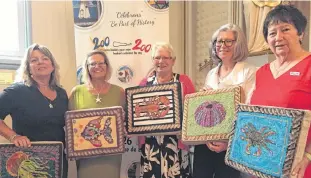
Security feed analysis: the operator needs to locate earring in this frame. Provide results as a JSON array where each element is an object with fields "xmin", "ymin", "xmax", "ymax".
[{"xmin": 299, "ymin": 34, "xmax": 304, "ymax": 43}]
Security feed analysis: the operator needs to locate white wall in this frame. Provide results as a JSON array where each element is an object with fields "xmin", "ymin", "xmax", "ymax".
[
  {"xmin": 186, "ymin": 1, "xmax": 229, "ymax": 89},
  {"xmin": 31, "ymin": 2, "xmax": 78, "ymax": 177},
  {"xmin": 247, "ymin": 54, "xmax": 274, "ymax": 68},
  {"xmin": 31, "ymin": 1, "xmax": 77, "ymax": 93},
  {"xmin": 169, "ymin": 1, "xmax": 185, "ymax": 74}
]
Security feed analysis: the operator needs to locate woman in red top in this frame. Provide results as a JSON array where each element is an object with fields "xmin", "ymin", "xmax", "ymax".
[{"xmin": 250, "ymin": 5, "xmax": 311, "ymax": 178}]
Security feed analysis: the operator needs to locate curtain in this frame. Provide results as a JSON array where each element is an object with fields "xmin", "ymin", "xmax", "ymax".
[
  {"xmin": 228, "ymin": 1, "xmax": 245, "ymax": 33},
  {"xmin": 229, "ymin": 0, "xmax": 291, "ymax": 56},
  {"xmin": 243, "ymin": 1, "xmax": 274, "ymax": 54}
]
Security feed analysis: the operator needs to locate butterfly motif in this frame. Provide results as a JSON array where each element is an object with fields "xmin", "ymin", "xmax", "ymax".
[{"xmin": 80, "ymin": 116, "xmax": 114, "ymax": 147}]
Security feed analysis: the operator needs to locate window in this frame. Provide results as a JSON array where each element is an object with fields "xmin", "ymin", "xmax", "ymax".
[{"xmin": 0, "ymin": 0, "xmax": 31, "ymax": 69}]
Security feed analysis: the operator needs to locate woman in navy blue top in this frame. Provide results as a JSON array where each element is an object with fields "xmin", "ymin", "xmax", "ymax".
[{"xmin": 0, "ymin": 43, "xmax": 68, "ymax": 178}]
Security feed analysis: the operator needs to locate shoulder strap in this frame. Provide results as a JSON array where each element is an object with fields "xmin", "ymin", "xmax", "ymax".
[
  {"xmin": 174, "ymin": 73, "xmax": 180, "ymax": 82},
  {"xmin": 146, "ymin": 71, "xmax": 156, "ymax": 86},
  {"xmin": 146, "ymin": 79, "xmax": 155, "ymax": 86}
]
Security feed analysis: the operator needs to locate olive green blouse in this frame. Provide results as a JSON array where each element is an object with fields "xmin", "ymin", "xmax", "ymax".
[{"xmin": 69, "ymin": 84, "xmax": 125, "ymax": 110}]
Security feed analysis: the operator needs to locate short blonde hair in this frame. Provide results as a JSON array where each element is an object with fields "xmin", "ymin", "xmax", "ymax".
[
  {"xmin": 209, "ymin": 23, "xmax": 249, "ymax": 65},
  {"xmin": 82, "ymin": 50, "xmax": 112, "ymax": 85},
  {"xmin": 15, "ymin": 43, "xmax": 61, "ymax": 89},
  {"xmin": 146, "ymin": 42, "xmax": 176, "ymax": 78},
  {"xmin": 151, "ymin": 42, "xmax": 176, "ymax": 60}
]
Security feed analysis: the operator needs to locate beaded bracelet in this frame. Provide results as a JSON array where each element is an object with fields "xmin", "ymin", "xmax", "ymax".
[
  {"xmin": 305, "ymin": 152, "xmax": 311, "ymax": 161},
  {"xmin": 9, "ymin": 134, "xmax": 19, "ymax": 142}
]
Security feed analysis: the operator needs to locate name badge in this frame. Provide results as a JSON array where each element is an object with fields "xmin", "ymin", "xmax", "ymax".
[{"xmin": 290, "ymin": 72, "xmax": 300, "ymax": 76}]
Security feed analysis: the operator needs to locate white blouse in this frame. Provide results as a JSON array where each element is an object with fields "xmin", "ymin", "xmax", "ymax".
[{"xmin": 204, "ymin": 61, "xmax": 257, "ymax": 103}]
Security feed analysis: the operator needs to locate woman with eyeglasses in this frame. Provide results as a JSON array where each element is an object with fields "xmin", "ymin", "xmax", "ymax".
[
  {"xmin": 138, "ymin": 42, "xmax": 195, "ymax": 178},
  {"xmin": 69, "ymin": 50, "xmax": 125, "ymax": 178},
  {"xmin": 193, "ymin": 23, "xmax": 257, "ymax": 178}
]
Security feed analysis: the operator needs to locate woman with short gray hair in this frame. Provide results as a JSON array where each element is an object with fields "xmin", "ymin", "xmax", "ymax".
[
  {"xmin": 193, "ymin": 24, "xmax": 257, "ymax": 178},
  {"xmin": 138, "ymin": 42, "xmax": 195, "ymax": 178}
]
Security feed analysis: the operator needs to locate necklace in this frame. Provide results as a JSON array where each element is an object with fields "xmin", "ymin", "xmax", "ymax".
[
  {"xmin": 92, "ymin": 85, "xmax": 105, "ymax": 103},
  {"xmin": 273, "ymin": 60, "xmax": 293, "ymax": 77},
  {"xmin": 48, "ymin": 102, "xmax": 53, "ymax": 109},
  {"xmin": 95, "ymin": 93, "xmax": 102, "ymax": 103},
  {"xmin": 38, "ymin": 86, "xmax": 55, "ymax": 109},
  {"xmin": 218, "ymin": 65, "xmax": 233, "ymax": 84},
  {"xmin": 44, "ymin": 97, "xmax": 54, "ymax": 109}
]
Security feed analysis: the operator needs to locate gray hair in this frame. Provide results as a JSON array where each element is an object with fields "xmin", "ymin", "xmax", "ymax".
[
  {"xmin": 82, "ymin": 50, "xmax": 112, "ymax": 85},
  {"xmin": 209, "ymin": 23, "xmax": 249, "ymax": 65},
  {"xmin": 15, "ymin": 43, "xmax": 61, "ymax": 89},
  {"xmin": 151, "ymin": 42, "xmax": 176, "ymax": 60}
]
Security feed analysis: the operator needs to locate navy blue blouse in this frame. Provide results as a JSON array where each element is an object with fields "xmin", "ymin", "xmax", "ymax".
[{"xmin": 0, "ymin": 83, "xmax": 68, "ymax": 144}]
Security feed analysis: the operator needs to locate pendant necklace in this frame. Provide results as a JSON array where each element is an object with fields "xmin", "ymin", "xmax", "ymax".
[
  {"xmin": 48, "ymin": 103, "xmax": 54, "ymax": 109},
  {"xmin": 39, "ymin": 86, "xmax": 54, "ymax": 109},
  {"xmin": 93, "ymin": 85, "xmax": 105, "ymax": 103},
  {"xmin": 95, "ymin": 93, "xmax": 101, "ymax": 103},
  {"xmin": 44, "ymin": 97, "xmax": 54, "ymax": 109}
]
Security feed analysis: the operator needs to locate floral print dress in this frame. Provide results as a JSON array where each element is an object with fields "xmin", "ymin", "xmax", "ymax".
[{"xmin": 140, "ymin": 72, "xmax": 192, "ymax": 178}]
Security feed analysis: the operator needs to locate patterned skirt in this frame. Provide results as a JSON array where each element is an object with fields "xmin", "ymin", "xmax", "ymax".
[{"xmin": 140, "ymin": 135, "xmax": 191, "ymax": 178}]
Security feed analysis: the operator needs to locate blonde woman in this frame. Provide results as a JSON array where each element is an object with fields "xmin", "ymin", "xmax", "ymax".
[
  {"xmin": 0, "ymin": 43, "xmax": 69, "ymax": 178},
  {"xmin": 138, "ymin": 42, "xmax": 195, "ymax": 178},
  {"xmin": 69, "ymin": 50, "xmax": 125, "ymax": 178}
]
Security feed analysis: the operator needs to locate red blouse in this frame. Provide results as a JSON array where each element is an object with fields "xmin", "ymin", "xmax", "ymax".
[{"xmin": 250, "ymin": 55, "xmax": 311, "ymax": 177}]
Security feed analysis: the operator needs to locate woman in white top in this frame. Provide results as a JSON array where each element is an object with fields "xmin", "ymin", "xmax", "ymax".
[{"xmin": 193, "ymin": 23, "xmax": 257, "ymax": 178}]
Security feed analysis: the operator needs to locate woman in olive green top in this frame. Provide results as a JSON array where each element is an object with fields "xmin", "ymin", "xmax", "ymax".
[{"xmin": 69, "ymin": 50, "xmax": 125, "ymax": 178}]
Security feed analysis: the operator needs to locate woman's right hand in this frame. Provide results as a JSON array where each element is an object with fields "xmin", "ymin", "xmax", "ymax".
[{"xmin": 11, "ymin": 135, "xmax": 31, "ymax": 147}]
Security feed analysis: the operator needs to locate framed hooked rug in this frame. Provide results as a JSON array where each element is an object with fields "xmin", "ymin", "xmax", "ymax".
[
  {"xmin": 182, "ymin": 87, "xmax": 241, "ymax": 144},
  {"xmin": 125, "ymin": 82, "xmax": 183, "ymax": 136},
  {"xmin": 65, "ymin": 106, "xmax": 125, "ymax": 160},
  {"xmin": 0, "ymin": 141, "xmax": 63, "ymax": 178},
  {"xmin": 225, "ymin": 104, "xmax": 311, "ymax": 178}
]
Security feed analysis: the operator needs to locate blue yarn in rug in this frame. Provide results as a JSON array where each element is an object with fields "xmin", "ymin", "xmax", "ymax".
[{"xmin": 229, "ymin": 111, "xmax": 292, "ymax": 177}]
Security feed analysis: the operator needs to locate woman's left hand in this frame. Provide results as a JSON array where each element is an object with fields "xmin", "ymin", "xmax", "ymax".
[
  {"xmin": 292, "ymin": 156, "xmax": 310, "ymax": 178},
  {"xmin": 206, "ymin": 141, "xmax": 228, "ymax": 153}
]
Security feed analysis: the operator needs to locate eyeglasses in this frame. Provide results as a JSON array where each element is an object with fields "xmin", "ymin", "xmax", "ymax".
[
  {"xmin": 153, "ymin": 56, "xmax": 173, "ymax": 61},
  {"xmin": 88, "ymin": 62, "xmax": 107, "ymax": 67},
  {"xmin": 215, "ymin": 39, "xmax": 236, "ymax": 47}
]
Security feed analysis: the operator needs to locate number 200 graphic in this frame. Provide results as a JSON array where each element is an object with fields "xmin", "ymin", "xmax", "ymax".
[
  {"xmin": 91, "ymin": 37, "xmax": 151, "ymax": 53},
  {"xmin": 132, "ymin": 39, "xmax": 151, "ymax": 53}
]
